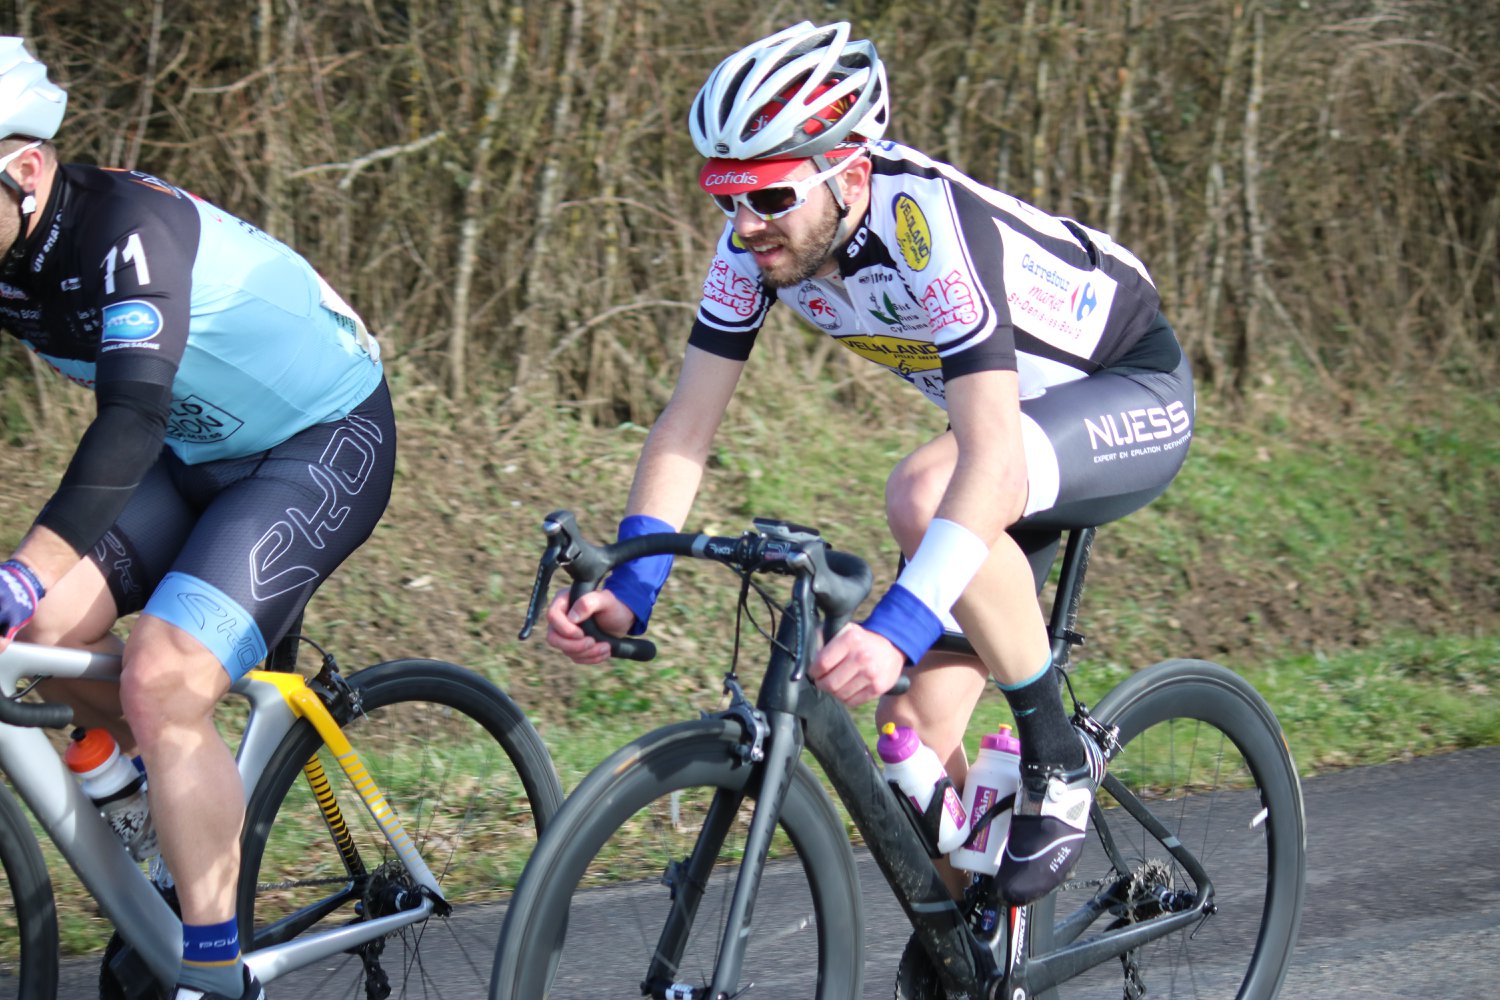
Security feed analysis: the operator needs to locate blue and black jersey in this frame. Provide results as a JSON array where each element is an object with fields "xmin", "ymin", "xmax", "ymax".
[{"xmin": 0, "ymin": 163, "xmax": 382, "ymax": 554}]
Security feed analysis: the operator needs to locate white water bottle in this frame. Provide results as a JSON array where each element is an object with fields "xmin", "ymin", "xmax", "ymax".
[
  {"xmin": 877, "ymin": 722, "xmax": 968, "ymax": 854},
  {"xmin": 65, "ymin": 728, "xmax": 159, "ymax": 862},
  {"xmin": 951, "ymin": 724, "xmax": 1022, "ymax": 874}
]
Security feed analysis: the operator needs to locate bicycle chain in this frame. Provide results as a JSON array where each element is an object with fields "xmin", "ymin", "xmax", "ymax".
[{"xmin": 255, "ymin": 876, "xmax": 351, "ymax": 890}]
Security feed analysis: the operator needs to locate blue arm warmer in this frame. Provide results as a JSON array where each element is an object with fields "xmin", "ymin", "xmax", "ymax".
[
  {"xmin": 861, "ymin": 584, "xmax": 945, "ymax": 667},
  {"xmin": 602, "ymin": 514, "xmax": 675, "ymax": 635}
]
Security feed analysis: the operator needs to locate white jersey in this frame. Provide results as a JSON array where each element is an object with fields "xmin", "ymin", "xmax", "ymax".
[{"xmin": 690, "ymin": 141, "xmax": 1166, "ymax": 408}]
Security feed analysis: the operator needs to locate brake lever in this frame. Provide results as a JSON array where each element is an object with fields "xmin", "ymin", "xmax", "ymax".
[
  {"xmin": 517, "ymin": 537, "xmax": 562, "ymax": 641},
  {"xmin": 786, "ymin": 552, "xmax": 818, "ymax": 679}
]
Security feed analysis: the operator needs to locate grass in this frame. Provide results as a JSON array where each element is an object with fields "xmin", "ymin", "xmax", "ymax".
[
  {"xmin": 10, "ymin": 677, "xmax": 549, "ymax": 965},
  {"xmin": 543, "ymin": 631, "xmax": 1500, "ymax": 795},
  {"xmin": 0, "ymin": 364, "xmax": 1494, "ymax": 964},
  {"xmin": 533, "ymin": 370, "xmax": 1498, "ymax": 765}
]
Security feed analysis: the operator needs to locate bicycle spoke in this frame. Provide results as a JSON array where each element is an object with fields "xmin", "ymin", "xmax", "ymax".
[{"xmin": 239, "ymin": 660, "xmax": 560, "ymax": 998}]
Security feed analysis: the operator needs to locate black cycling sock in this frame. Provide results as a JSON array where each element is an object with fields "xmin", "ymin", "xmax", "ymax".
[{"xmin": 1000, "ymin": 662, "xmax": 1084, "ymax": 770}]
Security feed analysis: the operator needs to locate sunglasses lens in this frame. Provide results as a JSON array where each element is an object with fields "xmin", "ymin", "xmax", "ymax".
[
  {"xmin": 711, "ymin": 194, "xmax": 738, "ymax": 215},
  {"xmin": 747, "ymin": 186, "xmax": 800, "ymax": 218}
]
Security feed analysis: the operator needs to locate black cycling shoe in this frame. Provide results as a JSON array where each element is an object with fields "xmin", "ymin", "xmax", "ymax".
[
  {"xmin": 173, "ymin": 967, "xmax": 266, "ymax": 1000},
  {"xmin": 996, "ymin": 729, "xmax": 1107, "ymax": 905}
]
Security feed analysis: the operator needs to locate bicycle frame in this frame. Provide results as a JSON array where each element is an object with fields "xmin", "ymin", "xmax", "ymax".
[
  {"xmin": 645, "ymin": 526, "xmax": 1218, "ymax": 998},
  {"xmin": 0, "ymin": 641, "xmax": 445, "ymax": 990}
]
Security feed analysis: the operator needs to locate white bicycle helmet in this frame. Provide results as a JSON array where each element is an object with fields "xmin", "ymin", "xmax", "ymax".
[
  {"xmin": 0, "ymin": 37, "xmax": 67, "ymax": 141},
  {"xmin": 689, "ymin": 21, "xmax": 888, "ymax": 161}
]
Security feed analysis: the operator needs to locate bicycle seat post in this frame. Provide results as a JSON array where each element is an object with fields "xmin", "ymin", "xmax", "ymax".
[{"xmin": 1047, "ymin": 526, "xmax": 1097, "ymax": 672}]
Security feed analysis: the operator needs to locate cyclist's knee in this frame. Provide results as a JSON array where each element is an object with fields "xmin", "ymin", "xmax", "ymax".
[
  {"xmin": 120, "ymin": 618, "xmax": 231, "ymax": 741},
  {"xmin": 885, "ymin": 454, "xmax": 948, "ymax": 552}
]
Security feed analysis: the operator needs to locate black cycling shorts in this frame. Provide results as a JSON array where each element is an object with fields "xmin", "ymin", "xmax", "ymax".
[
  {"xmin": 1016, "ymin": 350, "xmax": 1195, "ymax": 532},
  {"xmin": 1003, "ymin": 348, "xmax": 1194, "ymax": 593},
  {"xmin": 88, "ymin": 379, "xmax": 397, "ymax": 678}
]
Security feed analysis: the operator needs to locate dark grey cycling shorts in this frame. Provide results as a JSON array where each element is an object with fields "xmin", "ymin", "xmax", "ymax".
[
  {"xmin": 1016, "ymin": 349, "xmax": 1195, "ymax": 533},
  {"xmin": 88, "ymin": 379, "xmax": 396, "ymax": 678},
  {"xmin": 990, "ymin": 348, "xmax": 1195, "ymax": 593}
]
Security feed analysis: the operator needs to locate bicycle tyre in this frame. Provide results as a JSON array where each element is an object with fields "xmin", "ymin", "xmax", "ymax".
[
  {"xmin": 237, "ymin": 658, "xmax": 563, "ymax": 998},
  {"xmin": 490, "ymin": 717, "xmax": 864, "ymax": 999},
  {"xmin": 1032, "ymin": 658, "xmax": 1306, "ymax": 1000},
  {"xmin": 0, "ymin": 780, "xmax": 57, "ymax": 1000}
]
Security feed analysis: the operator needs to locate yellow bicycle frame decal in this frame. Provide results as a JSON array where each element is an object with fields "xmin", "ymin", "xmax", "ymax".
[{"xmin": 244, "ymin": 671, "xmax": 443, "ymax": 898}]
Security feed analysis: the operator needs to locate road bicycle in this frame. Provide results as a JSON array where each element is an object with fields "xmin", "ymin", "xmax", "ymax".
[
  {"xmin": 490, "ymin": 510, "xmax": 1306, "ymax": 999},
  {"xmin": 0, "ymin": 622, "xmax": 564, "ymax": 999}
]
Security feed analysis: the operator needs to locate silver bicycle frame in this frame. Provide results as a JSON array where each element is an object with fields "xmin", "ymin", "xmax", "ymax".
[{"xmin": 0, "ymin": 642, "xmax": 438, "ymax": 988}]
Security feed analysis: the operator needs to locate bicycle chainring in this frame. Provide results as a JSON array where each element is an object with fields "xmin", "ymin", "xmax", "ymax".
[{"xmin": 893, "ymin": 932, "xmax": 983, "ymax": 1000}]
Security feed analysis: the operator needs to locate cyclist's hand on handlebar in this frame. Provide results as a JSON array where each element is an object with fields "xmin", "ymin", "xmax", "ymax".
[
  {"xmin": 544, "ymin": 589, "xmax": 637, "ymax": 665},
  {"xmin": 810, "ymin": 622, "xmax": 906, "ymax": 708},
  {"xmin": 0, "ymin": 560, "xmax": 43, "ymax": 648}
]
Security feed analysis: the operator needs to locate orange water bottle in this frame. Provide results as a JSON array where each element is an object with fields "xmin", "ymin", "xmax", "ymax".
[{"xmin": 64, "ymin": 728, "xmax": 159, "ymax": 862}]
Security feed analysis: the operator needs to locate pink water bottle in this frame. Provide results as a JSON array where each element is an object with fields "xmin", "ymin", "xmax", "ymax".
[
  {"xmin": 877, "ymin": 722, "xmax": 968, "ymax": 854},
  {"xmin": 950, "ymin": 724, "xmax": 1022, "ymax": 874}
]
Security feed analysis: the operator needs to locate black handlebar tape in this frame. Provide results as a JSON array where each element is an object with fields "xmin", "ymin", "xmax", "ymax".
[
  {"xmin": 567, "ymin": 577, "xmax": 658, "ymax": 661},
  {"xmin": 0, "ymin": 694, "xmax": 74, "ymax": 729}
]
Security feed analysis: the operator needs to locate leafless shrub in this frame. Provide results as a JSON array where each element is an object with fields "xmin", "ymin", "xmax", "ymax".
[{"xmin": 7, "ymin": 0, "xmax": 1495, "ymax": 422}]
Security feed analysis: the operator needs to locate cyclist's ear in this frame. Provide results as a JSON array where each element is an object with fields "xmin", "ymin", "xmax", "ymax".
[{"xmin": 836, "ymin": 153, "xmax": 873, "ymax": 207}]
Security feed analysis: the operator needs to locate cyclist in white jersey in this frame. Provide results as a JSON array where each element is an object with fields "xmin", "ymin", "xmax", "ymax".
[
  {"xmin": 0, "ymin": 39, "xmax": 395, "ymax": 1000},
  {"xmin": 547, "ymin": 22, "xmax": 1194, "ymax": 908}
]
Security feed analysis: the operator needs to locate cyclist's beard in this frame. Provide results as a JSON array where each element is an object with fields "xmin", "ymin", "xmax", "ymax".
[
  {"xmin": 0, "ymin": 209, "xmax": 24, "ymax": 282},
  {"xmin": 758, "ymin": 199, "xmax": 841, "ymax": 289},
  {"xmin": 0, "ymin": 194, "xmax": 20, "ymax": 262}
]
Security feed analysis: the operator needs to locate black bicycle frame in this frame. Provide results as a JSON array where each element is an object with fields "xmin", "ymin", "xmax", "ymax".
[
  {"xmin": 678, "ymin": 526, "xmax": 1216, "ymax": 1000},
  {"xmin": 526, "ymin": 513, "xmax": 1218, "ymax": 999}
]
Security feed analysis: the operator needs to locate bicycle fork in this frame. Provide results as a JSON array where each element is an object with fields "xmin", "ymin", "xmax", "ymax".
[
  {"xmin": 245, "ymin": 671, "xmax": 445, "ymax": 905},
  {"xmin": 712, "ymin": 709, "xmax": 801, "ymax": 998},
  {"xmin": 644, "ymin": 701, "xmax": 799, "ymax": 1000}
]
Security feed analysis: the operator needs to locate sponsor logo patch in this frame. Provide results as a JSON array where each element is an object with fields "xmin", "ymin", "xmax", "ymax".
[
  {"xmin": 797, "ymin": 283, "xmax": 842, "ymax": 331},
  {"xmin": 893, "ymin": 194, "xmax": 932, "ymax": 270},
  {"xmin": 834, "ymin": 333, "xmax": 941, "ymax": 373},
  {"xmin": 1072, "ymin": 281, "xmax": 1098, "ymax": 321},
  {"xmin": 922, "ymin": 271, "xmax": 979, "ymax": 330},
  {"xmin": 168, "ymin": 395, "xmax": 244, "ymax": 445},
  {"xmin": 702, "ymin": 169, "xmax": 762, "ymax": 189},
  {"xmin": 101, "ymin": 300, "xmax": 164, "ymax": 346},
  {"xmin": 702, "ymin": 257, "xmax": 760, "ymax": 318}
]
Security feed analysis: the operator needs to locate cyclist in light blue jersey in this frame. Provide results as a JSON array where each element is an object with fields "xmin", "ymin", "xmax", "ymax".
[
  {"xmin": 0, "ymin": 38, "xmax": 395, "ymax": 1000},
  {"xmin": 546, "ymin": 22, "xmax": 1194, "ymax": 911}
]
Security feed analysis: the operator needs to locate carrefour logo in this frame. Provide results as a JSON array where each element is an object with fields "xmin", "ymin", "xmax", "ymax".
[
  {"xmin": 101, "ymin": 300, "xmax": 164, "ymax": 345},
  {"xmin": 1072, "ymin": 281, "xmax": 1098, "ymax": 321},
  {"xmin": 892, "ymin": 194, "xmax": 932, "ymax": 271}
]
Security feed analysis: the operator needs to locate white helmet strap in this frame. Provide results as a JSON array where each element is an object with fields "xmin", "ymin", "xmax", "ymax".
[
  {"xmin": 0, "ymin": 140, "xmax": 41, "ymax": 225},
  {"xmin": 810, "ymin": 153, "xmax": 850, "ymax": 218}
]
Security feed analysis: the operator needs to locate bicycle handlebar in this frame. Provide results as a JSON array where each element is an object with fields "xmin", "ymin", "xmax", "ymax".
[
  {"xmin": 520, "ymin": 509, "xmax": 877, "ymax": 668},
  {"xmin": 0, "ymin": 687, "xmax": 74, "ymax": 729}
]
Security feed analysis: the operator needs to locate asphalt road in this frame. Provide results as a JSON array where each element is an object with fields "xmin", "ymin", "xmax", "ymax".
[{"xmin": 57, "ymin": 745, "xmax": 1500, "ymax": 998}]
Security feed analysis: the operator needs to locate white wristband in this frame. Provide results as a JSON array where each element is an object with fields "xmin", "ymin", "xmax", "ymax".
[{"xmin": 893, "ymin": 518, "xmax": 990, "ymax": 621}]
